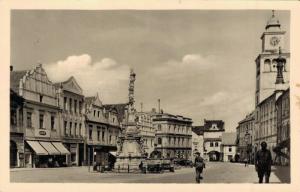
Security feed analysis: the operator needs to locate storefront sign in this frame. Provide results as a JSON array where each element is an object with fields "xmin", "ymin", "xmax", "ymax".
[{"xmin": 34, "ymin": 129, "xmax": 50, "ymax": 138}]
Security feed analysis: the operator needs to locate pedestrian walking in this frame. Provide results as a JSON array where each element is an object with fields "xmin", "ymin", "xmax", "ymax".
[
  {"xmin": 255, "ymin": 141, "xmax": 272, "ymax": 183},
  {"xmin": 194, "ymin": 152, "xmax": 205, "ymax": 183}
]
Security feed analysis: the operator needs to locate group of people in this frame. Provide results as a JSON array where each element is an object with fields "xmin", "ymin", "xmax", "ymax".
[{"xmin": 193, "ymin": 141, "xmax": 273, "ymax": 184}]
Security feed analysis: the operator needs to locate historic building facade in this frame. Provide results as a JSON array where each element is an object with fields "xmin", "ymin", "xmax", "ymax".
[
  {"xmin": 236, "ymin": 112, "xmax": 255, "ymax": 163},
  {"xmin": 10, "ymin": 88, "xmax": 25, "ymax": 168},
  {"xmin": 191, "ymin": 126, "xmax": 204, "ymax": 162},
  {"xmin": 152, "ymin": 113, "xmax": 193, "ymax": 160},
  {"xmin": 255, "ymin": 11, "xmax": 290, "ymax": 107},
  {"xmin": 202, "ymin": 120, "xmax": 225, "ymax": 161},
  {"xmin": 85, "ymin": 94, "xmax": 122, "ymax": 168},
  {"xmin": 274, "ymin": 88, "xmax": 290, "ymax": 165},
  {"xmin": 135, "ymin": 111, "xmax": 156, "ymax": 157},
  {"xmin": 11, "ymin": 64, "xmax": 70, "ymax": 168},
  {"xmin": 221, "ymin": 132, "xmax": 236, "ymax": 162},
  {"xmin": 56, "ymin": 76, "xmax": 86, "ymax": 166}
]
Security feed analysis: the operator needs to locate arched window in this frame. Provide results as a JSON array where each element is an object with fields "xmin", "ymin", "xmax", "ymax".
[
  {"xmin": 264, "ymin": 59, "xmax": 271, "ymax": 72},
  {"xmin": 271, "ymin": 59, "xmax": 277, "ymax": 72}
]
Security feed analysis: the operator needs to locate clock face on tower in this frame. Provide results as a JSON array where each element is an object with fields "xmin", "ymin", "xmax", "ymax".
[{"xmin": 270, "ymin": 36, "xmax": 280, "ymax": 47}]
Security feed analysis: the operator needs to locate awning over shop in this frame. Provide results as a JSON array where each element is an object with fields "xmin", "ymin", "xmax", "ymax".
[
  {"xmin": 109, "ymin": 151, "xmax": 117, "ymax": 156},
  {"xmin": 52, "ymin": 142, "xmax": 70, "ymax": 155},
  {"xmin": 39, "ymin": 141, "xmax": 61, "ymax": 155},
  {"xmin": 26, "ymin": 140, "xmax": 48, "ymax": 155}
]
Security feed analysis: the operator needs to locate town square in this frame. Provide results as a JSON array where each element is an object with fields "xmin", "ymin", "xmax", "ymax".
[{"xmin": 9, "ymin": 9, "xmax": 290, "ymax": 184}]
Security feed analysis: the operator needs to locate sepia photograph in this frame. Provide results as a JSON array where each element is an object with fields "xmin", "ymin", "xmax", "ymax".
[{"xmin": 8, "ymin": 8, "xmax": 292, "ymax": 184}]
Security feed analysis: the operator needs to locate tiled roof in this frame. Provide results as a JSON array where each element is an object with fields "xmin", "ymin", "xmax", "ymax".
[
  {"xmin": 10, "ymin": 70, "xmax": 27, "ymax": 93},
  {"xmin": 103, "ymin": 103, "xmax": 128, "ymax": 123},
  {"xmin": 204, "ymin": 119, "xmax": 225, "ymax": 130},
  {"xmin": 222, "ymin": 132, "xmax": 236, "ymax": 145},
  {"xmin": 192, "ymin": 126, "xmax": 205, "ymax": 135}
]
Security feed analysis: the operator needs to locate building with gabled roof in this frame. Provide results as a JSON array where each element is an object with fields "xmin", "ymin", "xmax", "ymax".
[
  {"xmin": 10, "ymin": 64, "xmax": 70, "ymax": 168},
  {"xmin": 221, "ymin": 132, "xmax": 237, "ymax": 162},
  {"xmin": 55, "ymin": 76, "xmax": 86, "ymax": 166},
  {"xmin": 85, "ymin": 93, "xmax": 122, "ymax": 168}
]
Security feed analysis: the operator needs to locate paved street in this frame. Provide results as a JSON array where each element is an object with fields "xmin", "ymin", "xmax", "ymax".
[{"xmin": 10, "ymin": 162, "xmax": 289, "ymax": 183}]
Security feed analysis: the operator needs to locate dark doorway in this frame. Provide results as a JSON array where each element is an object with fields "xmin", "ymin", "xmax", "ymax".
[{"xmin": 10, "ymin": 140, "xmax": 18, "ymax": 167}]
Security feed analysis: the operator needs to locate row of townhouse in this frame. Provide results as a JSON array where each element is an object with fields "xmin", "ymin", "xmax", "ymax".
[
  {"xmin": 236, "ymin": 11, "xmax": 290, "ymax": 166},
  {"xmin": 10, "ymin": 64, "xmax": 123, "ymax": 168}
]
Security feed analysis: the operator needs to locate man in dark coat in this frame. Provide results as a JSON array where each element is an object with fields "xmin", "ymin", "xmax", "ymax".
[
  {"xmin": 194, "ymin": 152, "xmax": 205, "ymax": 183},
  {"xmin": 255, "ymin": 141, "xmax": 272, "ymax": 183}
]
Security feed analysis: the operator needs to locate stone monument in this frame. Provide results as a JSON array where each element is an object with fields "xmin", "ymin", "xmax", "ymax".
[{"xmin": 114, "ymin": 69, "xmax": 146, "ymax": 172}]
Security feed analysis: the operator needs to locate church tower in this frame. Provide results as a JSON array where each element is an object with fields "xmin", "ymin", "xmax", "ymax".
[{"xmin": 255, "ymin": 10, "xmax": 290, "ymax": 106}]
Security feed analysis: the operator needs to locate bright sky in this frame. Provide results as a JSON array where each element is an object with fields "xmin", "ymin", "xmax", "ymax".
[{"xmin": 11, "ymin": 10, "xmax": 290, "ymax": 131}]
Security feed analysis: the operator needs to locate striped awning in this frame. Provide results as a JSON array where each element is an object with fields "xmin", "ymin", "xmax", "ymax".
[
  {"xmin": 52, "ymin": 142, "xmax": 70, "ymax": 155},
  {"xmin": 26, "ymin": 140, "xmax": 48, "ymax": 155},
  {"xmin": 39, "ymin": 141, "xmax": 61, "ymax": 155}
]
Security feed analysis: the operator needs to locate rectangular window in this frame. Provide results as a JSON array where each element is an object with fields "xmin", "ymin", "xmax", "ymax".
[
  {"xmin": 102, "ymin": 130, "xmax": 105, "ymax": 141},
  {"xmin": 109, "ymin": 135, "xmax": 112, "ymax": 144},
  {"xmin": 69, "ymin": 122, "xmax": 72, "ymax": 136},
  {"xmin": 74, "ymin": 123, "xmax": 77, "ymax": 136},
  {"xmin": 26, "ymin": 112, "xmax": 32, "ymax": 128},
  {"xmin": 39, "ymin": 114, "xmax": 44, "ymax": 129},
  {"xmin": 210, "ymin": 142, "xmax": 213, "ymax": 147},
  {"xmin": 64, "ymin": 121, "xmax": 67, "ymax": 135},
  {"xmin": 69, "ymin": 98, "xmax": 72, "ymax": 112},
  {"xmin": 79, "ymin": 123, "xmax": 82, "ymax": 136},
  {"xmin": 64, "ymin": 97, "xmax": 67, "ymax": 110},
  {"xmin": 98, "ymin": 111, "xmax": 100, "ymax": 117},
  {"xmin": 79, "ymin": 101, "xmax": 82, "ymax": 114},
  {"xmin": 215, "ymin": 142, "xmax": 219, "ymax": 147},
  {"xmin": 74, "ymin": 100, "xmax": 77, "ymax": 113},
  {"xmin": 89, "ymin": 127, "xmax": 92, "ymax": 140},
  {"xmin": 229, "ymin": 147, "xmax": 232, "ymax": 152},
  {"xmin": 97, "ymin": 127, "xmax": 100, "ymax": 141},
  {"xmin": 94, "ymin": 110, "xmax": 96, "ymax": 117},
  {"xmin": 51, "ymin": 115, "xmax": 55, "ymax": 130}
]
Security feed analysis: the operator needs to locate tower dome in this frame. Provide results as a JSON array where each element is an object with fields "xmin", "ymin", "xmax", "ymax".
[{"xmin": 265, "ymin": 10, "xmax": 281, "ymax": 31}]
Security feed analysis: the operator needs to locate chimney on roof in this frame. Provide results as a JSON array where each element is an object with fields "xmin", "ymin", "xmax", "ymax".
[
  {"xmin": 10, "ymin": 66, "xmax": 13, "ymax": 72},
  {"xmin": 151, "ymin": 108, "xmax": 156, "ymax": 113},
  {"xmin": 158, "ymin": 99, "xmax": 160, "ymax": 114}
]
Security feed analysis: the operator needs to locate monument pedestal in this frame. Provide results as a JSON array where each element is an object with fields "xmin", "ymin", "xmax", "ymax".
[{"xmin": 114, "ymin": 133, "xmax": 145, "ymax": 173}]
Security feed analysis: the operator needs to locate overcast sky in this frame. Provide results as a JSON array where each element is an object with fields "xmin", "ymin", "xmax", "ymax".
[{"xmin": 11, "ymin": 10, "xmax": 290, "ymax": 131}]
